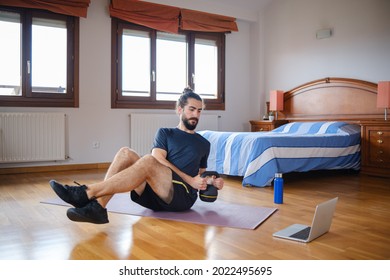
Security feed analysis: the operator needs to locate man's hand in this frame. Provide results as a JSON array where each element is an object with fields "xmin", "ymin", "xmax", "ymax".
[
  {"xmin": 190, "ymin": 174, "xmax": 208, "ymax": 191},
  {"xmin": 199, "ymin": 173, "xmax": 224, "ymax": 191},
  {"xmin": 212, "ymin": 176, "xmax": 224, "ymax": 190}
]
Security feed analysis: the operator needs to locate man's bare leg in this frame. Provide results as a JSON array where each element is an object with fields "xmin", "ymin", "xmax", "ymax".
[
  {"xmin": 96, "ymin": 147, "xmax": 144, "ymax": 207},
  {"xmin": 104, "ymin": 147, "xmax": 141, "ymax": 180},
  {"xmin": 50, "ymin": 147, "xmax": 175, "ymax": 224},
  {"xmin": 50, "ymin": 147, "xmax": 174, "ymax": 208},
  {"xmin": 87, "ymin": 153, "xmax": 173, "ymax": 208}
]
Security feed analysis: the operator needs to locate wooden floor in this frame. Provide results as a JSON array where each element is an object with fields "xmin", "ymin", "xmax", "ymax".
[{"xmin": 0, "ymin": 168, "xmax": 389, "ymax": 260}]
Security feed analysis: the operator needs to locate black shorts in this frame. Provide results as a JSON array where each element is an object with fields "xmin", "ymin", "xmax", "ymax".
[{"xmin": 130, "ymin": 171, "xmax": 198, "ymax": 212}]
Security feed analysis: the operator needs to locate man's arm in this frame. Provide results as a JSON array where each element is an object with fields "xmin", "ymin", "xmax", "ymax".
[{"xmin": 152, "ymin": 147, "xmax": 208, "ymax": 191}]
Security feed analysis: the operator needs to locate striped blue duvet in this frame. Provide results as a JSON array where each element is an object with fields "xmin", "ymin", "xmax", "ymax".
[{"xmin": 198, "ymin": 121, "xmax": 361, "ymax": 187}]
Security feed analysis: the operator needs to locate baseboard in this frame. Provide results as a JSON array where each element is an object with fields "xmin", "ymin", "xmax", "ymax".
[{"xmin": 0, "ymin": 162, "xmax": 111, "ymax": 175}]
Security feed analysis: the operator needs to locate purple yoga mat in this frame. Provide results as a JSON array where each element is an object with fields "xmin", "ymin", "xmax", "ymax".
[{"xmin": 42, "ymin": 193, "xmax": 277, "ymax": 229}]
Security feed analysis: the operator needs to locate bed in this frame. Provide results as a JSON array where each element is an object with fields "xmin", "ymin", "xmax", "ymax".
[{"xmin": 199, "ymin": 77, "xmax": 382, "ymax": 187}]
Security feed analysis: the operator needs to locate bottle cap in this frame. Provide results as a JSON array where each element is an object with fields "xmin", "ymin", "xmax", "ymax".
[{"xmin": 275, "ymin": 173, "xmax": 283, "ymax": 178}]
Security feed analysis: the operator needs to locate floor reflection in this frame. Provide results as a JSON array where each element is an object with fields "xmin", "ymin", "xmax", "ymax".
[{"xmin": 68, "ymin": 217, "xmax": 221, "ymax": 260}]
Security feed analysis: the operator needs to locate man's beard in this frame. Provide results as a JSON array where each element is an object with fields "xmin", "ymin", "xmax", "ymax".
[{"xmin": 182, "ymin": 116, "xmax": 199, "ymax": 131}]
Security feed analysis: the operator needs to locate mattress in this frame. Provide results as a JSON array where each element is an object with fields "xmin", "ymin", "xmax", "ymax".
[{"xmin": 198, "ymin": 121, "xmax": 361, "ymax": 187}]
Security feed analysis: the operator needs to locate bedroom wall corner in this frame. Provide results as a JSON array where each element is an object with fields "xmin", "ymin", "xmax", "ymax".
[
  {"xmin": 224, "ymin": 20, "xmax": 254, "ymax": 132},
  {"xmin": 262, "ymin": 0, "xmax": 390, "ymax": 94}
]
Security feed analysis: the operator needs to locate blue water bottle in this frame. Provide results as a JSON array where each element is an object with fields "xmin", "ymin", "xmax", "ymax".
[{"xmin": 274, "ymin": 173, "xmax": 283, "ymax": 204}]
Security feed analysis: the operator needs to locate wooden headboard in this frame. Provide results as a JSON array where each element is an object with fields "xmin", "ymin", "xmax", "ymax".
[{"xmin": 279, "ymin": 77, "xmax": 382, "ymax": 121}]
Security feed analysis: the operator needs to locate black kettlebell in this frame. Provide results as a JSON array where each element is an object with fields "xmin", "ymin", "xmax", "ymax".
[{"xmin": 199, "ymin": 171, "xmax": 220, "ymax": 202}]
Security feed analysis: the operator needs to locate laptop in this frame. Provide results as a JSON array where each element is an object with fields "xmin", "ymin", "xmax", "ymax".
[{"xmin": 273, "ymin": 197, "xmax": 338, "ymax": 243}]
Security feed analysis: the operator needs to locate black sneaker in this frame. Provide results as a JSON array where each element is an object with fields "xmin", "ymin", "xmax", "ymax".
[
  {"xmin": 66, "ymin": 200, "xmax": 109, "ymax": 224},
  {"xmin": 49, "ymin": 180, "xmax": 91, "ymax": 208}
]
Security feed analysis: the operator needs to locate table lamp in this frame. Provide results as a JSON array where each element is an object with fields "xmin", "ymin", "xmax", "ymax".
[
  {"xmin": 377, "ymin": 81, "xmax": 390, "ymax": 120},
  {"xmin": 270, "ymin": 90, "xmax": 284, "ymax": 120}
]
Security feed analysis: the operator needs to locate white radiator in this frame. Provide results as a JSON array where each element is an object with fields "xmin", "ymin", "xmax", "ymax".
[
  {"xmin": 130, "ymin": 113, "xmax": 220, "ymax": 156},
  {"xmin": 0, "ymin": 112, "xmax": 66, "ymax": 163}
]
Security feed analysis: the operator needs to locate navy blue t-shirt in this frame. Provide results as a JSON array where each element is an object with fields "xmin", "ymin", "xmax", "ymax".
[{"xmin": 153, "ymin": 128, "xmax": 210, "ymax": 177}]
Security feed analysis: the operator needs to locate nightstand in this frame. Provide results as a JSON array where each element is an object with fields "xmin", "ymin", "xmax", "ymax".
[
  {"xmin": 360, "ymin": 120, "xmax": 390, "ymax": 178},
  {"xmin": 249, "ymin": 120, "xmax": 288, "ymax": 132}
]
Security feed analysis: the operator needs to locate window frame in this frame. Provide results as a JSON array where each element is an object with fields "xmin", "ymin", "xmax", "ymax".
[
  {"xmin": 0, "ymin": 6, "xmax": 79, "ymax": 108},
  {"xmin": 111, "ymin": 18, "xmax": 225, "ymax": 110}
]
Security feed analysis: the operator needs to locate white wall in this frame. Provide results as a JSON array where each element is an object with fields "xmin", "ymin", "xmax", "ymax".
[
  {"xmin": 1, "ymin": 0, "xmax": 389, "ymax": 168},
  {"xmin": 262, "ymin": 0, "xmax": 390, "ymax": 96}
]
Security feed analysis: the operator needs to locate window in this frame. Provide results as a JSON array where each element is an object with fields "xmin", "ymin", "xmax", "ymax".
[
  {"xmin": 194, "ymin": 35, "xmax": 220, "ymax": 100},
  {"xmin": 0, "ymin": 7, "xmax": 79, "ymax": 107},
  {"xmin": 156, "ymin": 32, "xmax": 188, "ymax": 101},
  {"xmin": 121, "ymin": 28, "xmax": 151, "ymax": 98},
  {"xmin": 112, "ymin": 19, "xmax": 225, "ymax": 109}
]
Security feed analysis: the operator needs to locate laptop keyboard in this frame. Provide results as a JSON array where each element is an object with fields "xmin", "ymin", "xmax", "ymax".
[{"xmin": 290, "ymin": 227, "xmax": 311, "ymax": 240}]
